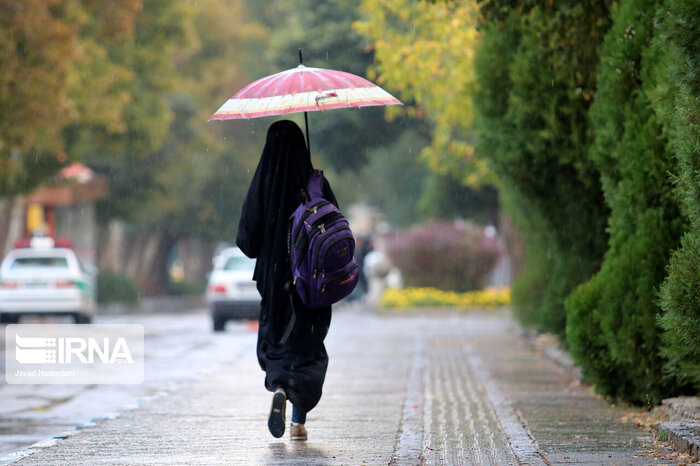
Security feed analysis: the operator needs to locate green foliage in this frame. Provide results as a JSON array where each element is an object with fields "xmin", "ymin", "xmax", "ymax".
[
  {"xmin": 654, "ymin": 0, "xmax": 700, "ymax": 392},
  {"xmin": 361, "ymin": 0, "xmax": 698, "ymax": 403},
  {"xmin": 97, "ymin": 270, "xmax": 140, "ymax": 305},
  {"xmin": 565, "ymin": 0, "xmax": 686, "ymax": 404},
  {"xmin": 418, "ymin": 175, "xmax": 499, "ymax": 226},
  {"xmin": 658, "ymin": 233, "xmax": 700, "ymax": 389},
  {"xmin": 167, "ymin": 279, "xmax": 204, "ymax": 297},
  {"xmin": 355, "ymin": 129, "xmax": 431, "ymax": 228},
  {"xmin": 255, "ymin": 0, "xmax": 409, "ymax": 172},
  {"xmin": 473, "ymin": 1, "xmax": 611, "ymax": 337},
  {"xmin": 0, "ymin": 0, "xmax": 81, "ymax": 193},
  {"xmin": 356, "ymin": 0, "xmax": 486, "ymax": 185},
  {"xmin": 62, "ymin": 1, "xmax": 265, "ymax": 243},
  {"xmin": 331, "ymin": 127, "xmax": 498, "ymax": 229},
  {"xmin": 64, "ymin": 0, "xmax": 194, "ymax": 222},
  {"xmin": 0, "ymin": 152, "xmax": 64, "ymax": 195}
]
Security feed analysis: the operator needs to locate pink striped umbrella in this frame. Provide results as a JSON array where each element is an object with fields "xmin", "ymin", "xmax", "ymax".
[{"xmin": 209, "ymin": 55, "xmax": 401, "ymax": 151}]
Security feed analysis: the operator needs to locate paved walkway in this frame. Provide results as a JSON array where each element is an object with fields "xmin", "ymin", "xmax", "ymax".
[{"xmin": 5, "ymin": 309, "xmax": 674, "ymax": 465}]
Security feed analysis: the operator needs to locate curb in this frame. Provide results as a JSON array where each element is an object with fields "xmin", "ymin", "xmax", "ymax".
[
  {"xmin": 653, "ymin": 396, "xmax": 700, "ymax": 461},
  {"xmin": 98, "ymin": 295, "xmax": 206, "ymax": 315},
  {"xmin": 517, "ymin": 328, "xmax": 583, "ymax": 382},
  {"xmin": 653, "ymin": 421, "xmax": 700, "ymax": 461}
]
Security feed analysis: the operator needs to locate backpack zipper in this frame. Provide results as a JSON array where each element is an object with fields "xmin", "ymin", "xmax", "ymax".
[
  {"xmin": 321, "ymin": 264, "xmax": 359, "ymax": 293},
  {"xmin": 294, "ymin": 213, "xmax": 344, "ymax": 254},
  {"xmin": 292, "ymin": 200, "xmax": 330, "ymax": 242}
]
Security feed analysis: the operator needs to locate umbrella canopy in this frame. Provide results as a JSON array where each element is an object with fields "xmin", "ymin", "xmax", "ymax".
[{"xmin": 209, "ymin": 64, "xmax": 402, "ymax": 121}]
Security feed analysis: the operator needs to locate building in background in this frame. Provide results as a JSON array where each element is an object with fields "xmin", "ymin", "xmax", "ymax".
[{"xmin": 0, "ymin": 163, "xmax": 108, "ymax": 268}]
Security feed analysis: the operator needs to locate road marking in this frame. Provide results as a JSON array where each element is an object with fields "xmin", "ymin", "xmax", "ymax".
[
  {"xmin": 393, "ymin": 331, "xmax": 425, "ymax": 465},
  {"xmin": 466, "ymin": 351, "xmax": 547, "ymax": 465}
]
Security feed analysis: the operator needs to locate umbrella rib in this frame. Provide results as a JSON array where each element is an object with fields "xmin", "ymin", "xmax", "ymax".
[{"xmin": 241, "ymin": 73, "xmax": 282, "ymax": 99}]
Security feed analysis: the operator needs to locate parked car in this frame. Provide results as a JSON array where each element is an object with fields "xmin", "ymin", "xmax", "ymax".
[
  {"xmin": 206, "ymin": 247, "xmax": 260, "ymax": 331},
  {"xmin": 0, "ymin": 238, "xmax": 96, "ymax": 324}
]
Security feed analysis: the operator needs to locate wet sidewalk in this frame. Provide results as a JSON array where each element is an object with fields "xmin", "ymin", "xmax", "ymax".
[{"xmin": 4, "ymin": 309, "xmax": 675, "ymax": 465}]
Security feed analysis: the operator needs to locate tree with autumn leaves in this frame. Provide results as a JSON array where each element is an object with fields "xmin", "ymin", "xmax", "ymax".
[
  {"xmin": 0, "ymin": 1, "xmax": 266, "ymax": 293},
  {"xmin": 355, "ymin": 0, "xmax": 486, "ymax": 186},
  {"xmin": 0, "ymin": 0, "xmax": 81, "ymax": 193}
]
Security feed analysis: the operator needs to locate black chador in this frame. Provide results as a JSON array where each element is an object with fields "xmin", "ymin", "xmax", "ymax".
[{"xmin": 237, "ymin": 120, "xmax": 337, "ymax": 413}]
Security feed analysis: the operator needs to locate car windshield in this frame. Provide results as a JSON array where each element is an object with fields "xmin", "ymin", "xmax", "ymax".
[
  {"xmin": 222, "ymin": 256, "xmax": 255, "ymax": 271},
  {"xmin": 10, "ymin": 257, "xmax": 69, "ymax": 269}
]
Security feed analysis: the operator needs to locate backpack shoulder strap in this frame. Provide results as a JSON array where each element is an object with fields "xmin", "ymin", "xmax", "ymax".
[{"xmin": 307, "ymin": 169, "xmax": 324, "ymax": 198}]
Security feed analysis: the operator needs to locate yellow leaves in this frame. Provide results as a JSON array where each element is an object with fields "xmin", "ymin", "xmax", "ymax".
[
  {"xmin": 356, "ymin": 0, "xmax": 488, "ymax": 185},
  {"xmin": 379, "ymin": 286, "xmax": 511, "ymax": 309}
]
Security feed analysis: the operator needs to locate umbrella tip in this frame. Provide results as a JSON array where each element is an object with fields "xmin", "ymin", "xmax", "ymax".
[{"xmin": 299, "ymin": 48, "xmax": 303, "ymax": 65}]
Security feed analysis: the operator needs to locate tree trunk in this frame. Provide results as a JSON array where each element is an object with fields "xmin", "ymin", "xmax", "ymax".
[
  {"xmin": 177, "ymin": 237, "xmax": 216, "ymax": 286},
  {"xmin": 0, "ymin": 196, "xmax": 26, "ymax": 257},
  {"xmin": 137, "ymin": 231, "xmax": 176, "ymax": 296},
  {"xmin": 121, "ymin": 230, "xmax": 177, "ymax": 296},
  {"xmin": 97, "ymin": 220, "xmax": 125, "ymax": 272},
  {"xmin": 498, "ymin": 212, "xmax": 525, "ymax": 284}
]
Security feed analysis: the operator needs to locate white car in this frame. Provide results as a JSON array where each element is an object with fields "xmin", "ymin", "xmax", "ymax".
[
  {"xmin": 0, "ymin": 240, "xmax": 96, "ymax": 324},
  {"xmin": 206, "ymin": 247, "xmax": 260, "ymax": 331}
]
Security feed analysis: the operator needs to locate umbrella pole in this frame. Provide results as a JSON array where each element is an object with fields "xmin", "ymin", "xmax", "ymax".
[
  {"xmin": 298, "ymin": 49, "xmax": 311, "ymax": 155},
  {"xmin": 304, "ymin": 111, "xmax": 310, "ymax": 155}
]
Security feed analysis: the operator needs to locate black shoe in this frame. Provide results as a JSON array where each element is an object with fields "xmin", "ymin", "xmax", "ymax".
[{"xmin": 268, "ymin": 389, "xmax": 286, "ymax": 438}]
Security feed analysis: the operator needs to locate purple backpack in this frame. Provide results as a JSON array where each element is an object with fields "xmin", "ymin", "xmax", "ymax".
[{"xmin": 288, "ymin": 170, "xmax": 359, "ymax": 309}]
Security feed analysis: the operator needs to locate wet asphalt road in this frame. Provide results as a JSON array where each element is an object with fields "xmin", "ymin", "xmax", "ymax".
[
  {"xmin": 0, "ymin": 309, "xmax": 258, "ymax": 458},
  {"xmin": 0, "ymin": 305, "xmax": 678, "ymax": 464}
]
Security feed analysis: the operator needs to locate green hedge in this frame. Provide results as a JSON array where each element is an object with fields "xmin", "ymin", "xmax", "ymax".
[
  {"xmin": 97, "ymin": 270, "xmax": 140, "ymax": 305},
  {"xmin": 168, "ymin": 279, "xmax": 205, "ymax": 296},
  {"xmin": 655, "ymin": 0, "xmax": 700, "ymax": 392},
  {"xmin": 564, "ymin": 0, "xmax": 685, "ymax": 404},
  {"xmin": 473, "ymin": 2, "xmax": 611, "ymax": 337},
  {"xmin": 475, "ymin": 0, "xmax": 698, "ymax": 403}
]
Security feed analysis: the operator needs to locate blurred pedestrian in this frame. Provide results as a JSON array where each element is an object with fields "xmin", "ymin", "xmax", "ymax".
[
  {"xmin": 236, "ymin": 120, "xmax": 337, "ymax": 441},
  {"xmin": 348, "ymin": 234, "xmax": 373, "ymax": 303}
]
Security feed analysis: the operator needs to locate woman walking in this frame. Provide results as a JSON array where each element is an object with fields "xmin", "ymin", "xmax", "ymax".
[{"xmin": 236, "ymin": 120, "xmax": 337, "ymax": 441}]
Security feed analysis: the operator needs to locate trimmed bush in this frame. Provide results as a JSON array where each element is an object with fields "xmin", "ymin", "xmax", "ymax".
[
  {"xmin": 472, "ymin": 0, "xmax": 698, "ymax": 403},
  {"xmin": 565, "ymin": 0, "xmax": 685, "ymax": 404},
  {"xmin": 473, "ymin": 2, "xmax": 611, "ymax": 338},
  {"xmin": 168, "ymin": 279, "xmax": 205, "ymax": 296},
  {"xmin": 97, "ymin": 270, "xmax": 140, "ymax": 305},
  {"xmin": 654, "ymin": 0, "xmax": 700, "ymax": 392},
  {"xmin": 385, "ymin": 220, "xmax": 503, "ymax": 292},
  {"xmin": 659, "ymin": 233, "xmax": 700, "ymax": 390}
]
